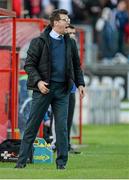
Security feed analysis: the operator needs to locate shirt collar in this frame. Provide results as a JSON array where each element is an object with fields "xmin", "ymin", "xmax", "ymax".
[{"xmin": 49, "ymin": 29, "xmax": 64, "ymax": 40}]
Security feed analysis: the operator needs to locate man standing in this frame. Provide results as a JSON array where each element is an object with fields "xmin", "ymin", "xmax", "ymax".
[
  {"xmin": 66, "ymin": 25, "xmax": 80, "ymax": 153},
  {"xmin": 15, "ymin": 9, "xmax": 85, "ymax": 170}
]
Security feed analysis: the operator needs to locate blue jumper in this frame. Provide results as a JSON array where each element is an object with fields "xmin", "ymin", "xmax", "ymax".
[{"xmin": 50, "ymin": 37, "xmax": 66, "ymax": 82}]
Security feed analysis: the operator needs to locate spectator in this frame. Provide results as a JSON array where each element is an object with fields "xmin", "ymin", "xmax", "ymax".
[
  {"xmin": 41, "ymin": 0, "xmax": 55, "ymax": 19},
  {"xmin": 50, "ymin": 0, "xmax": 74, "ymax": 22},
  {"xmin": 96, "ymin": 7, "xmax": 118, "ymax": 59},
  {"xmin": 24, "ymin": 0, "xmax": 42, "ymax": 18},
  {"xmin": 116, "ymin": 0, "xmax": 129, "ymax": 54},
  {"xmin": 105, "ymin": 0, "xmax": 120, "ymax": 9},
  {"xmin": 85, "ymin": 0, "xmax": 102, "ymax": 42},
  {"xmin": 72, "ymin": 0, "xmax": 88, "ymax": 24}
]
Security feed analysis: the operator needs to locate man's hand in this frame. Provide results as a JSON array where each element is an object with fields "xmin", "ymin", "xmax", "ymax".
[
  {"xmin": 37, "ymin": 80, "xmax": 50, "ymax": 94},
  {"xmin": 78, "ymin": 85, "xmax": 86, "ymax": 98}
]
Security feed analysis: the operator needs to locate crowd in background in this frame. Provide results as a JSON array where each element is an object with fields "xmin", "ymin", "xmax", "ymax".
[
  {"xmin": 11, "ymin": 0, "xmax": 129, "ymax": 63},
  {"xmin": 96, "ymin": 0, "xmax": 129, "ymax": 63},
  {"xmin": 0, "ymin": 0, "xmax": 128, "ymax": 61}
]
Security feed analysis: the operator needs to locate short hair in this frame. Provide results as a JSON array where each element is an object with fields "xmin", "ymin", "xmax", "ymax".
[
  {"xmin": 67, "ymin": 24, "xmax": 75, "ymax": 29},
  {"xmin": 49, "ymin": 9, "xmax": 68, "ymax": 27}
]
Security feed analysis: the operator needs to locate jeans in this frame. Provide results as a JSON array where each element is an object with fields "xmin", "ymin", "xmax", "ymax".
[{"xmin": 17, "ymin": 81, "xmax": 70, "ymax": 166}]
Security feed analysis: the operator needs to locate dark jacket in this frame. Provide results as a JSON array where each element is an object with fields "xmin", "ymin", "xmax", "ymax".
[{"xmin": 24, "ymin": 25, "xmax": 85, "ymax": 91}]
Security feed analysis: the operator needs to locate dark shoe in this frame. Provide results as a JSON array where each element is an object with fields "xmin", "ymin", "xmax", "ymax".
[
  {"xmin": 69, "ymin": 147, "xmax": 81, "ymax": 154},
  {"xmin": 15, "ymin": 164, "xmax": 26, "ymax": 169},
  {"xmin": 56, "ymin": 165, "xmax": 66, "ymax": 170}
]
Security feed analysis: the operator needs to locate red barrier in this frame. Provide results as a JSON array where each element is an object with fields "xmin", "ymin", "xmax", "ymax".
[
  {"xmin": 0, "ymin": 50, "xmax": 11, "ymax": 143},
  {"xmin": 0, "ymin": 8, "xmax": 17, "ymax": 139}
]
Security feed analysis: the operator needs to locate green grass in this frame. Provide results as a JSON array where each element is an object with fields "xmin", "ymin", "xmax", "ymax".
[{"xmin": 0, "ymin": 124, "xmax": 129, "ymax": 179}]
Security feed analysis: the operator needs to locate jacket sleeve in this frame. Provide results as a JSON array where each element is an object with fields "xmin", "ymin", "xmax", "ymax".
[
  {"xmin": 71, "ymin": 39, "xmax": 85, "ymax": 87},
  {"xmin": 24, "ymin": 37, "xmax": 43, "ymax": 87}
]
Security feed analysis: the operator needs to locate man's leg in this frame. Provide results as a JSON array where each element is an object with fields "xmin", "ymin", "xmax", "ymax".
[
  {"xmin": 51, "ymin": 84, "xmax": 70, "ymax": 167},
  {"xmin": 67, "ymin": 93, "xmax": 75, "ymax": 150},
  {"xmin": 16, "ymin": 91, "xmax": 52, "ymax": 167}
]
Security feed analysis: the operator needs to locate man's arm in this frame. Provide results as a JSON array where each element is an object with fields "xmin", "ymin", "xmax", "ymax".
[
  {"xmin": 24, "ymin": 37, "xmax": 43, "ymax": 87},
  {"xmin": 71, "ymin": 39, "xmax": 86, "ymax": 98}
]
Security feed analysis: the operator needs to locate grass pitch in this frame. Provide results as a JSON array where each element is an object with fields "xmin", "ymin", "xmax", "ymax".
[{"xmin": 0, "ymin": 124, "xmax": 129, "ymax": 179}]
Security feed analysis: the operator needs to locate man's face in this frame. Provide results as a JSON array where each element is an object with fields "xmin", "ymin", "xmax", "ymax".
[
  {"xmin": 54, "ymin": 14, "xmax": 70, "ymax": 34},
  {"xmin": 66, "ymin": 27, "xmax": 76, "ymax": 40},
  {"xmin": 118, "ymin": 1, "xmax": 127, "ymax": 11}
]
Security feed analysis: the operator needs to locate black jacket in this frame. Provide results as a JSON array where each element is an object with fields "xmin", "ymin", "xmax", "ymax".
[{"xmin": 24, "ymin": 25, "xmax": 85, "ymax": 91}]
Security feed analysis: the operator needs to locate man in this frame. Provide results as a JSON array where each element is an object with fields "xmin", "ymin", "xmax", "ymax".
[
  {"xmin": 66, "ymin": 24, "xmax": 76, "ymax": 40},
  {"xmin": 50, "ymin": 25, "xmax": 78, "ymax": 153},
  {"xmin": 15, "ymin": 9, "xmax": 85, "ymax": 170},
  {"xmin": 116, "ymin": 0, "xmax": 128, "ymax": 54},
  {"xmin": 66, "ymin": 25, "xmax": 80, "ymax": 153}
]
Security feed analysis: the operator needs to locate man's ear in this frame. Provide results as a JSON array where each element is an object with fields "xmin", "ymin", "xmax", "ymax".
[{"xmin": 54, "ymin": 20, "xmax": 58, "ymax": 27}]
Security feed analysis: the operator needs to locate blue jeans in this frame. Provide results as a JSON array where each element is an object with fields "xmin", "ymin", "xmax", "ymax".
[{"xmin": 17, "ymin": 81, "xmax": 70, "ymax": 166}]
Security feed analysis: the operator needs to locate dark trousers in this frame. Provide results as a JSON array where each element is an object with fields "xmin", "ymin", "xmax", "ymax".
[
  {"xmin": 67, "ymin": 93, "xmax": 76, "ymax": 150},
  {"xmin": 17, "ymin": 81, "xmax": 70, "ymax": 166},
  {"xmin": 118, "ymin": 29, "xmax": 124, "ymax": 54}
]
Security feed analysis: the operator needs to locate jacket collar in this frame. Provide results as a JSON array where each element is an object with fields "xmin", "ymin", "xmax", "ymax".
[
  {"xmin": 40, "ymin": 24, "xmax": 70, "ymax": 42},
  {"xmin": 40, "ymin": 25, "xmax": 52, "ymax": 40}
]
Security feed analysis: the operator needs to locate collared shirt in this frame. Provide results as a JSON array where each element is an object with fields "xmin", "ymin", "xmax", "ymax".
[{"xmin": 49, "ymin": 30, "xmax": 64, "ymax": 40}]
